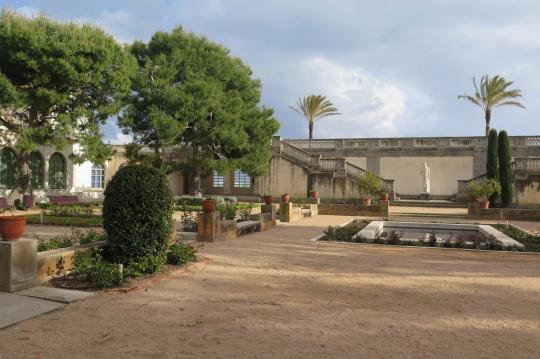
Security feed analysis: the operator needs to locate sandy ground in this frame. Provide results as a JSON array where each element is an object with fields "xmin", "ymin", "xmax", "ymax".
[{"xmin": 1, "ymin": 215, "xmax": 540, "ymax": 358}]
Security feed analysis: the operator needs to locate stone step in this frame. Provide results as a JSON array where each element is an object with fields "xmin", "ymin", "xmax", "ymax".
[{"xmin": 390, "ymin": 200, "xmax": 468, "ymax": 208}]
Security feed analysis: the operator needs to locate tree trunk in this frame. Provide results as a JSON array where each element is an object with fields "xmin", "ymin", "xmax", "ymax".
[
  {"xmin": 308, "ymin": 121, "xmax": 313, "ymax": 139},
  {"xmin": 485, "ymin": 110, "xmax": 491, "ymax": 136}
]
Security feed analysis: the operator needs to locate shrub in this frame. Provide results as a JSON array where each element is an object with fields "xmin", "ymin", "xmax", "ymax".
[
  {"xmin": 167, "ymin": 242, "xmax": 197, "ymax": 265},
  {"xmin": 467, "ymin": 179, "xmax": 501, "ymax": 201},
  {"xmin": 49, "ymin": 204, "xmax": 93, "ymax": 217},
  {"xmin": 486, "ymin": 128, "xmax": 499, "ymax": 206},
  {"xmin": 175, "ymin": 195, "xmax": 237, "ymax": 206},
  {"xmin": 217, "ymin": 202, "xmax": 237, "ymax": 220},
  {"xmin": 37, "ymin": 229, "xmax": 106, "ymax": 252},
  {"xmin": 73, "ymin": 250, "xmax": 123, "ymax": 289},
  {"xmin": 498, "ymin": 130, "xmax": 513, "ymax": 207},
  {"xmin": 103, "ymin": 165, "xmax": 174, "ymax": 263},
  {"xmin": 178, "ymin": 209, "xmax": 198, "ymax": 232},
  {"xmin": 124, "ymin": 255, "xmax": 166, "ymax": 277}
]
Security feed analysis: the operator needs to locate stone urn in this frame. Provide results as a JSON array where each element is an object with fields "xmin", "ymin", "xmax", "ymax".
[
  {"xmin": 361, "ymin": 197, "xmax": 372, "ymax": 206},
  {"xmin": 281, "ymin": 194, "xmax": 290, "ymax": 203},
  {"xmin": 263, "ymin": 195, "xmax": 273, "ymax": 205},
  {"xmin": 202, "ymin": 199, "xmax": 216, "ymax": 213},
  {"xmin": 0, "ymin": 216, "xmax": 27, "ymax": 241}
]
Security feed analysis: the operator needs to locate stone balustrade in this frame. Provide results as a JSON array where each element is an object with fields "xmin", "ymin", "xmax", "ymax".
[{"xmin": 285, "ymin": 136, "xmax": 540, "ymax": 150}]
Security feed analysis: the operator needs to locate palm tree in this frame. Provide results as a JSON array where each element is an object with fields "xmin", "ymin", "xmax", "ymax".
[
  {"xmin": 458, "ymin": 75, "xmax": 525, "ymax": 136},
  {"xmin": 290, "ymin": 95, "xmax": 341, "ymax": 139}
]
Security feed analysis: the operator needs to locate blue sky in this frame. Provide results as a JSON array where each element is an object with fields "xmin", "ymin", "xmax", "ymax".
[{"xmin": 3, "ymin": 0, "xmax": 540, "ymax": 142}]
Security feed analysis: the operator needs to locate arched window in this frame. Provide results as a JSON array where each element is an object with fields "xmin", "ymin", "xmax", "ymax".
[
  {"xmin": 233, "ymin": 170, "xmax": 251, "ymax": 188},
  {"xmin": 91, "ymin": 164, "xmax": 105, "ymax": 188},
  {"xmin": 28, "ymin": 152, "xmax": 44, "ymax": 189},
  {"xmin": 48, "ymin": 152, "xmax": 66, "ymax": 189},
  {"xmin": 212, "ymin": 171, "xmax": 224, "ymax": 188},
  {"xmin": 0, "ymin": 148, "xmax": 19, "ymax": 189}
]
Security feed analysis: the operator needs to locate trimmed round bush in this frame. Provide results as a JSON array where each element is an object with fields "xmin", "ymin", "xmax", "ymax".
[{"xmin": 103, "ymin": 165, "xmax": 174, "ymax": 263}]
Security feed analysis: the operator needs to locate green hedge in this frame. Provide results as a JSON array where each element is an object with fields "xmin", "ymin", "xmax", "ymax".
[
  {"xmin": 174, "ymin": 195, "xmax": 237, "ymax": 206},
  {"xmin": 25, "ymin": 214, "xmax": 103, "ymax": 227},
  {"xmin": 103, "ymin": 165, "xmax": 174, "ymax": 264}
]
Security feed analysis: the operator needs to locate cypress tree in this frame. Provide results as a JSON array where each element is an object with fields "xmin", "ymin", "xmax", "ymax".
[
  {"xmin": 498, "ymin": 130, "xmax": 513, "ymax": 207},
  {"xmin": 486, "ymin": 128, "xmax": 499, "ymax": 205}
]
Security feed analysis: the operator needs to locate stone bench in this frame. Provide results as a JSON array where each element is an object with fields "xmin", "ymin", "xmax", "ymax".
[
  {"xmin": 236, "ymin": 220, "xmax": 261, "ymax": 235},
  {"xmin": 47, "ymin": 195, "xmax": 81, "ymax": 206}
]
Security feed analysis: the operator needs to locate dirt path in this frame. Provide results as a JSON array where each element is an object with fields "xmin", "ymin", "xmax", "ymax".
[{"xmin": 1, "ymin": 215, "xmax": 540, "ymax": 358}]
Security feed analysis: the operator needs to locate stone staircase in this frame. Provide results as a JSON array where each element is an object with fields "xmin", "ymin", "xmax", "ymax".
[{"xmin": 274, "ymin": 137, "xmax": 395, "ymax": 198}]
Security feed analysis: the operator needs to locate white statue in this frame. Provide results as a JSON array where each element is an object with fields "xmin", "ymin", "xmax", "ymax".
[{"xmin": 421, "ymin": 161, "xmax": 431, "ymax": 194}]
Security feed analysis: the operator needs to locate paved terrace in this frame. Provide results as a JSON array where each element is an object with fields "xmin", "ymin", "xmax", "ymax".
[{"xmin": 0, "ymin": 215, "xmax": 539, "ymax": 358}]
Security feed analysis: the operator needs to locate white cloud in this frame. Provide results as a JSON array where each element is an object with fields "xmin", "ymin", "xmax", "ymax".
[
  {"xmin": 451, "ymin": 23, "xmax": 540, "ymax": 50},
  {"xmin": 291, "ymin": 57, "xmax": 406, "ymax": 138}
]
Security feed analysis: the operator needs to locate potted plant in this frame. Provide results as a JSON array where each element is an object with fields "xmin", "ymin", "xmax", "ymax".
[
  {"xmin": 202, "ymin": 197, "xmax": 216, "ymax": 213},
  {"xmin": 310, "ymin": 189, "xmax": 319, "ymax": 199},
  {"xmin": 380, "ymin": 192, "xmax": 389, "ymax": 201},
  {"xmin": 0, "ymin": 214, "xmax": 27, "ymax": 241},
  {"xmin": 358, "ymin": 171, "xmax": 382, "ymax": 206},
  {"xmin": 281, "ymin": 193, "xmax": 290, "ymax": 203},
  {"xmin": 467, "ymin": 179, "xmax": 501, "ymax": 209},
  {"xmin": 263, "ymin": 194, "xmax": 273, "ymax": 205}
]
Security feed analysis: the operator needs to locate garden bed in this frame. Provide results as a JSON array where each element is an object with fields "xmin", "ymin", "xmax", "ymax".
[
  {"xmin": 26, "ymin": 214, "xmax": 103, "ymax": 227},
  {"xmin": 318, "ymin": 219, "xmax": 532, "ymax": 252}
]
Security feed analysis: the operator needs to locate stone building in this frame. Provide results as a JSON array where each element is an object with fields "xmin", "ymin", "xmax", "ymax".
[{"xmin": 2, "ymin": 135, "xmax": 539, "ymax": 203}]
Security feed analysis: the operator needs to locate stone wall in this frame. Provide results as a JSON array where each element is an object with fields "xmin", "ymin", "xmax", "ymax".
[
  {"xmin": 255, "ymin": 156, "xmax": 309, "ymax": 197},
  {"xmin": 468, "ymin": 204, "xmax": 540, "ymax": 221},
  {"xmin": 318, "ymin": 202, "xmax": 389, "ymax": 217}
]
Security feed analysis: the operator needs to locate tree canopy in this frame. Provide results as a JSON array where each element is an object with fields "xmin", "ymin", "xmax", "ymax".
[
  {"xmin": 289, "ymin": 95, "xmax": 340, "ymax": 139},
  {"xmin": 0, "ymin": 10, "xmax": 135, "ymax": 193},
  {"xmin": 120, "ymin": 27, "xmax": 279, "ymax": 190},
  {"xmin": 458, "ymin": 75, "xmax": 525, "ymax": 136}
]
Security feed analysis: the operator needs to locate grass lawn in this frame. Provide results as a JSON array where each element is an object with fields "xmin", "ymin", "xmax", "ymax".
[{"xmin": 25, "ymin": 214, "xmax": 103, "ymax": 227}]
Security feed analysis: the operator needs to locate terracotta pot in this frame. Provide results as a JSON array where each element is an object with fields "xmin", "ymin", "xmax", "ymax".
[
  {"xmin": 202, "ymin": 199, "xmax": 216, "ymax": 213},
  {"xmin": 0, "ymin": 216, "xmax": 27, "ymax": 241},
  {"xmin": 23, "ymin": 194, "xmax": 34, "ymax": 209},
  {"xmin": 478, "ymin": 200, "xmax": 489, "ymax": 209},
  {"xmin": 263, "ymin": 195, "xmax": 273, "ymax": 205},
  {"xmin": 281, "ymin": 194, "xmax": 290, "ymax": 203},
  {"xmin": 380, "ymin": 193, "xmax": 389, "ymax": 201},
  {"xmin": 361, "ymin": 197, "xmax": 372, "ymax": 206},
  {"xmin": 310, "ymin": 191, "xmax": 319, "ymax": 199}
]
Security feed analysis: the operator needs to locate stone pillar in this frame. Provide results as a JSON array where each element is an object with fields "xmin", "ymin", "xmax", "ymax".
[
  {"xmin": 261, "ymin": 204, "xmax": 278, "ymax": 227},
  {"xmin": 379, "ymin": 200, "xmax": 389, "ymax": 217},
  {"xmin": 197, "ymin": 213, "xmax": 221, "ymax": 242},
  {"xmin": 0, "ymin": 239, "xmax": 39, "ymax": 293},
  {"xmin": 280, "ymin": 202, "xmax": 293, "ymax": 222}
]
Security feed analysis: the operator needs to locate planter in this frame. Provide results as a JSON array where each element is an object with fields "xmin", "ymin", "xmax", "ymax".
[
  {"xmin": 202, "ymin": 199, "xmax": 216, "ymax": 213},
  {"xmin": 310, "ymin": 191, "xmax": 319, "ymax": 199},
  {"xmin": 23, "ymin": 194, "xmax": 34, "ymax": 209},
  {"xmin": 281, "ymin": 194, "xmax": 290, "ymax": 203},
  {"xmin": 478, "ymin": 200, "xmax": 489, "ymax": 209},
  {"xmin": 0, "ymin": 216, "xmax": 27, "ymax": 241},
  {"xmin": 380, "ymin": 193, "xmax": 389, "ymax": 201},
  {"xmin": 361, "ymin": 197, "xmax": 372, "ymax": 206},
  {"xmin": 263, "ymin": 195, "xmax": 273, "ymax": 205}
]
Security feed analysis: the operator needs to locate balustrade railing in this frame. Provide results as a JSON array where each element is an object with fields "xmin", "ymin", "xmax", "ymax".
[{"xmin": 515, "ymin": 157, "xmax": 540, "ymax": 171}]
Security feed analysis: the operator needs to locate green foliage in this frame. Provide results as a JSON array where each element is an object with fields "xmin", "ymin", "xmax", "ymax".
[
  {"xmin": 25, "ymin": 214, "xmax": 103, "ymax": 227},
  {"xmin": 289, "ymin": 95, "xmax": 341, "ymax": 139},
  {"xmin": 458, "ymin": 74, "xmax": 525, "ymax": 135},
  {"xmin": 103, "ymin": 165, "xmax": 174, "ymax": 263},
  {"xmin": 73, "ymin": 250, "xmax": 123, "ymax": 289},
  {"xmin": 486, "ymin": 128, "xmax": 499, "ymax": 206},
  {"xmin": 13, "ymin": 198, "xmax": 24, "ymax": 210},
  {"xmin": 124, "ymin": 255, "xmax": 165, "ymax": 277},
  {"xmin": 321, "ymin": 220, "xmax": 368, "ymax": 242},
  {"xmin": 49, "ymin": 204, "xmax": 93, "ymax": 217},
  {"xmin": 498, "ymin": 130, "xmax": 513, "ymax": 207},
  {"xmin": 493, "ymin": 224, "xmax": 540, "ymax": 252},
  {"xmin": 467, "ymin": 179, "xmax": 501, "ymax": 201},
  {"xmin": 178, "ymin": 208, "xmax": 198, "ymax": 232},
  {"xmin": 167, "ymin": 242, "xmax": 197, "ymax": 265},
  {"xmin": 119, "ymin": 27, "xmax": 279, "ymax": 182},
  {"xmin": 0, "ymin": 10, "xmax": 135, "ymax": 192},
  {"xmin": 175, "ymin": 195, "xmax": 236, "ymax": 207},
  {"xmin": 37, "ymin": 229, "xmax": 106, "ymax": 252},
  {"xmin": 358, "ymin": 171, "xmax": 382, "ymax": 195}
]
